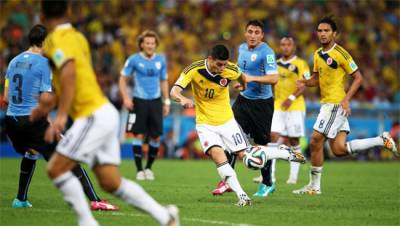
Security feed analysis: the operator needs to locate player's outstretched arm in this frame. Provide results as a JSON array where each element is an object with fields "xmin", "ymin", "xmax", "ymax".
[
  {"xmin": 170, "ymin": 85, "xmax": 194, "ymax": 109},
  {"xmin": 246, "ymin": 73, "xmax": 279, "ymax": 85}
]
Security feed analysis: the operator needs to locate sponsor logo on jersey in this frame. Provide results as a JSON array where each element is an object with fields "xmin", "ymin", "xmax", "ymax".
[{"xmin": 288, "ymin": 64, "xmax": 296, "ymax": 71}]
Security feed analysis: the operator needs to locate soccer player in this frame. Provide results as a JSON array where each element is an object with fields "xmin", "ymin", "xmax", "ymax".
[
  {"xmin": 39, "ymin": 1, "xmax": 179, "ymax": 226},
  {"xmin": 170, "ymin": 44, "xmax": 305, "ymax": 206},
  {"xmin": 119, "ymin": 30, "xmax": 170, "ymax": 181},
  {"xmin": 270, "ymin": 36, "xmax": 310, "ymax": 184},
  {"xmin": 4, "ymin": 24, "xmax": 117, "ymax": 211},
  {"xmin": 212, "ymin": 20, "xmax": 280, "ymax": 197},
  {"xmin": 293, "ymin": 16, "xmax": 398, "ymax": 195}
]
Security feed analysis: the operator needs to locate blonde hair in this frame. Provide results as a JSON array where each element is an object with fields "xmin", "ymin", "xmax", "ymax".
[{"xmin": 137, "ymin": 30, "xmax": 159, "ymax": 51}]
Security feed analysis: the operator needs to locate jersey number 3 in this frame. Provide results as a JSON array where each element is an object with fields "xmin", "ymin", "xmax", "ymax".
[{"xmin": 12, "ymin": 74, "xmax": 23, "ymax": 104}]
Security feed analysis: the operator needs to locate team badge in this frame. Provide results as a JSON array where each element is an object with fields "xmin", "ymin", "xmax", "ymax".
[
  {"xmin": 251, "ymin": 54, "xmax": 257, "ymax": 62},
  {"xmin": 219, "ymin": 78, "xmax": 228, "ymax": 86},
  {"xmin": 139, "ymin": 63, "xmax": 145, "ymax": 68},
  {"xmin": 204, "ymin": 141, "xmax": 209, "ymax": 147},
  {"xmin": 155, "ymin": 62, "xmax": 161, "ymax": 70},
  {"xmin": 288, "ymin": 64, "xmax": 296, "ymax": 71},
  {"xmin": 326, "ymin": 57, "xmax": 333, "ymax": 65}
]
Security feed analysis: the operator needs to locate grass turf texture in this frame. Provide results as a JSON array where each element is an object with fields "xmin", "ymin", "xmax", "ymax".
[{"xmin": 0, "ymin": 158, "xmax": 399, "ymax": 226}]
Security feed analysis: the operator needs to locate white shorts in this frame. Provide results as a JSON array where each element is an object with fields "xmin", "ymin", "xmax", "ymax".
[
  {"xmin": 271, "ymin": 111, "xmax": 305, "ymax": 138},
  {"xmin": 313, "ymin": 103, "xmax": 350, "ymax": 139},
  {"xmin": 56, "ymin": 103, "xmax": 121, "ymax": 168},
  {"xmin": 196, "ymin": 118, "xmax": 249, "ymax": 154}
]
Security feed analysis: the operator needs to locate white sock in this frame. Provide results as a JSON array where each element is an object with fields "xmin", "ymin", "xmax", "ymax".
[
  {"xmin": 310, "ymin": 166, "xmax": 323, "ymax": 190},
  {"xmin": 259, "ymin": 144, "xmax": 290, "ymax": 160},
  {"xmin": 289, "ymin": 145, "xmax": 301, "ymax": 181},
  {"xmin": 113, "ymin": 178, "xmax": 170, "ymax": 225},
  {"xmin": 53, "ymin": 171, "xmax": 98, "ymax": 226},
  {"xmin": 346, "ymin": 136, "xmax": 384, "ymax": 154},
  {"xmin": 217, "ymin": 162, "xmax": 246, "ymax": 198},
  {"xmin": 271, "ymin": 159, "xmax": 276, "ymax": 183}
]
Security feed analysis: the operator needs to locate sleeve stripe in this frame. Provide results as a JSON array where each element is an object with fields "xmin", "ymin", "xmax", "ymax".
[
  {"xmin": 334, "ymin": 46, "xmax": 351, "ymax": 60},
  {"xmin": 174, "ymin": 84, "xmax": 185, "ymax": 89},
  {"xmin": 183, "ymin": 60, "xmax": 204, "ymax": 74},
  {"xmin": 226, "ymin": 65, "xmax": 239, "ymax": 73}
]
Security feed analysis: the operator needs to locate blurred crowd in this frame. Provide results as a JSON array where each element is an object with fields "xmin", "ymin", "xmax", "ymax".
[{"xmin": 1, "ymin": 0, "xmax": 399, "ymax": 108}]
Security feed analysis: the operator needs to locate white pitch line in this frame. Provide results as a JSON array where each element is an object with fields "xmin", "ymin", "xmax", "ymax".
[{"xmin": 0, "ymin": 207, "xmax": 260, "ymax": 226}]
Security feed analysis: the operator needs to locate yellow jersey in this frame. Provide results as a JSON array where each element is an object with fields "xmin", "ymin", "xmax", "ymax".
[
  {"xmin": 275, "ymin": 56, "xmax": 310, "ymax": 112},
  {"xmin": 313, "ymin": 43, "xmax": 358, "ymax": 104},
  {"xmin": 44, "ymin": 23, "xmax": 107, "ymax": 119},
  {"xmin": 175, "ymin": 60, "xmax": 241, "ymax": 125}
]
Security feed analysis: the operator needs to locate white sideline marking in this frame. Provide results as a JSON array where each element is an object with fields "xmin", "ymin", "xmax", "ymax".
[{"xmin": 1, "ymin": 207, "xmax": 259, "ymax": 226}]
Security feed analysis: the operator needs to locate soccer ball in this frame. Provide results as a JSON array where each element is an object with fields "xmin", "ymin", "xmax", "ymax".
[{"xmin": 243, "ymin": 146, "xmax": 267, "ymax": 170}]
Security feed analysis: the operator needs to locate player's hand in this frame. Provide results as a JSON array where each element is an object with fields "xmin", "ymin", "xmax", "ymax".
[
  {"xmin": 340, "ymin": 99, "xmax": 351, "ymax": 117},
  {"xmin": 296, "ymin": 79, "xmax": 306, "ymax": 89},
  {"xmin": 45, "ymin": 115, "xmax": 67, "ymax": 143},
  {"xmin": 30, "ymin": 106, "xmax": 48, "ymax": 122},
  {"xmin": 123, "ymin": 98, "xmax": 134, "ymax": 111},
  {"xmin": 181, "ymin": 98, "xmax": 194, "ymax": 109},
  {"xmin": 234, "ymin": 83, "xmax": 244, "ymax": 91},
  {"xmin": 281, "ymin": 99, "xmax": 292, "ymax": 110},
  {"xmin": 163, "ymin": 104, "xmax": 170, "ymax": 116}
]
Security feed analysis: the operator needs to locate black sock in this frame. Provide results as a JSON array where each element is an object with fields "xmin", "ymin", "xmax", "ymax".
[
  {"xmin": 145, "ymin": 145, "xmax": 159, "ymax": 169},
  {"xmin": 261, "ymin": 160, "xmax": 273, "ymax": 186},
  {"xmin": 71, "ymin": 164, "xmax": 101, "ymax": 202},
  {"xmin": 17, "ymin": 157, "xmax": 36, "ymax": 201},
  {"xmin": 225, "ymin": 151, "xmax": 237, "ymax": 169},
  {"xmin": 133, "ymin": 145, "xmax": 143, "ymax": 171}
]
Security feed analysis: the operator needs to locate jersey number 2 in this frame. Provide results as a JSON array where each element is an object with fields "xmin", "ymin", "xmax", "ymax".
[{"xmin": 12, "ymin": 74, "xmax": 23, "ymax": 104}]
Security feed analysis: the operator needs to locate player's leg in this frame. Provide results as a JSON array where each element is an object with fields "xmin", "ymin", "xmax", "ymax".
[
  {"xmin": 286, "ymin": 111, "xmax": 306, "ymax": 184},
  {"xmin": 208, "ymin": 147, "xmax": 251, "ymax": 206},
  {"xmin": 95, "ymin": 164, "xmax": 178, "ymax": 225},
  {"xmin": 293, "ymin": 130, "xmax": 325, "ymax": 195},
  {"xmin": 70, "ymin": 164, "xmax": 119, "ymax": 211},
  {"xmin": 287, "ymin": 137, "xmax": 301, "ymax": 184},
  {"xmin": 145, "ymin": 98, "xmax": 163, "ymax": 180},
  {"xmin": 13, "ymin": 152, "xmax": 39, "ymax": 208},
  {"xmin": 129, "ymin": 98, "xmax": 147, "ymax": 180},
  {"xmin": 48, "ymin": 153, "xmax": 98, "ymax": 226}
]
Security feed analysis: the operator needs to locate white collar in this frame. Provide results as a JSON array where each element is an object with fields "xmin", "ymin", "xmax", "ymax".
[
  {"xmin": 204, "ymin": 59, "xmax": 217, "ymax": 77},
  {"xmin": 139, "ymin": 52, "xmax": 156, "ymax": 60},
  {"xmin": 54, "ymin": 23, "xmax": 72, "ymax": 31},
  {"xmin": 279, "ymin": 55, "xmax": 297, "ymax": 64},
  {"xmin": 321, "ymin": 43, "xmax": 336, "ymax": 54}
]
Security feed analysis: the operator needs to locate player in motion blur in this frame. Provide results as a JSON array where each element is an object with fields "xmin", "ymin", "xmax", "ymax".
[
  {"xmin": 212, "ymin": 20, "xmax": 280, "ymax": 197},
  {"xmin": 294, "ymin": 16, "xmax": 398, "ymax": 195},
  {"xmin": 38, "ymin": 1, "xmax": 179, "ymax": 225},
  {"xmin": 119, "ymin": 30, "xmax": 170, "ymax": 181},
  {"xmin": 270, "ymin": 36, "xmax": 310, "ymax": 185},
  {"xmin": 3, "ymin": 24, "xmax": 117, "ymax": 211},
  {"xmin": 170, "ymin": 44, "xmax": 305, "ymax": 206}
]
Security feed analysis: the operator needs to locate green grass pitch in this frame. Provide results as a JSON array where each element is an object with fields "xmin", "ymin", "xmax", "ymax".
[{"xmin": 0, "ymin": 158, "xmax": 399, "ymax": 226}]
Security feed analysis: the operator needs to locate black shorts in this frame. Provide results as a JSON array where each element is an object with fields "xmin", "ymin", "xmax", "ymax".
[
  {"xmin": 5, "ymin": 116, "xmax": 56, "ymax": 159},
  {"xmin": 232, "ymin": 95, "xmax": 274, "ymax": 145},
  {"xmin": 126, "ymin": 97, "xmax": 163, "ymax": 137}
]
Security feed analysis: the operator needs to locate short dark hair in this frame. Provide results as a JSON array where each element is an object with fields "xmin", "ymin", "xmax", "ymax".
[
  {"xmin": 246, "ymin": 20, "xmax": 264, "ymax": 31},
  {"xmin": 28, "ymin": 24, "xmax": 47, "ymax": 47},
  {"xmin": 41, "ymin": 0, "xmax": 68, "ymax": 19},
  {"xmin": 317, "ymin": 16, "xmax": 337, "ymax": 32},
  {"xmin": 210, "ymin": 44, "xmax": 229, "ymax": 61}
]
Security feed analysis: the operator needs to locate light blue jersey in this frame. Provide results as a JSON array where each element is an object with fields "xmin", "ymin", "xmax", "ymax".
[
  {"xmin": 237, "ymin": 42, "xmax": 278, "ymax": 99},
  {"xmin": 121, "ymin": 53, "xmax": 167, "ymax": 100},
  {"xmin": 6, "ymin": 52, "xmax": 52, "ymax": 116}
]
